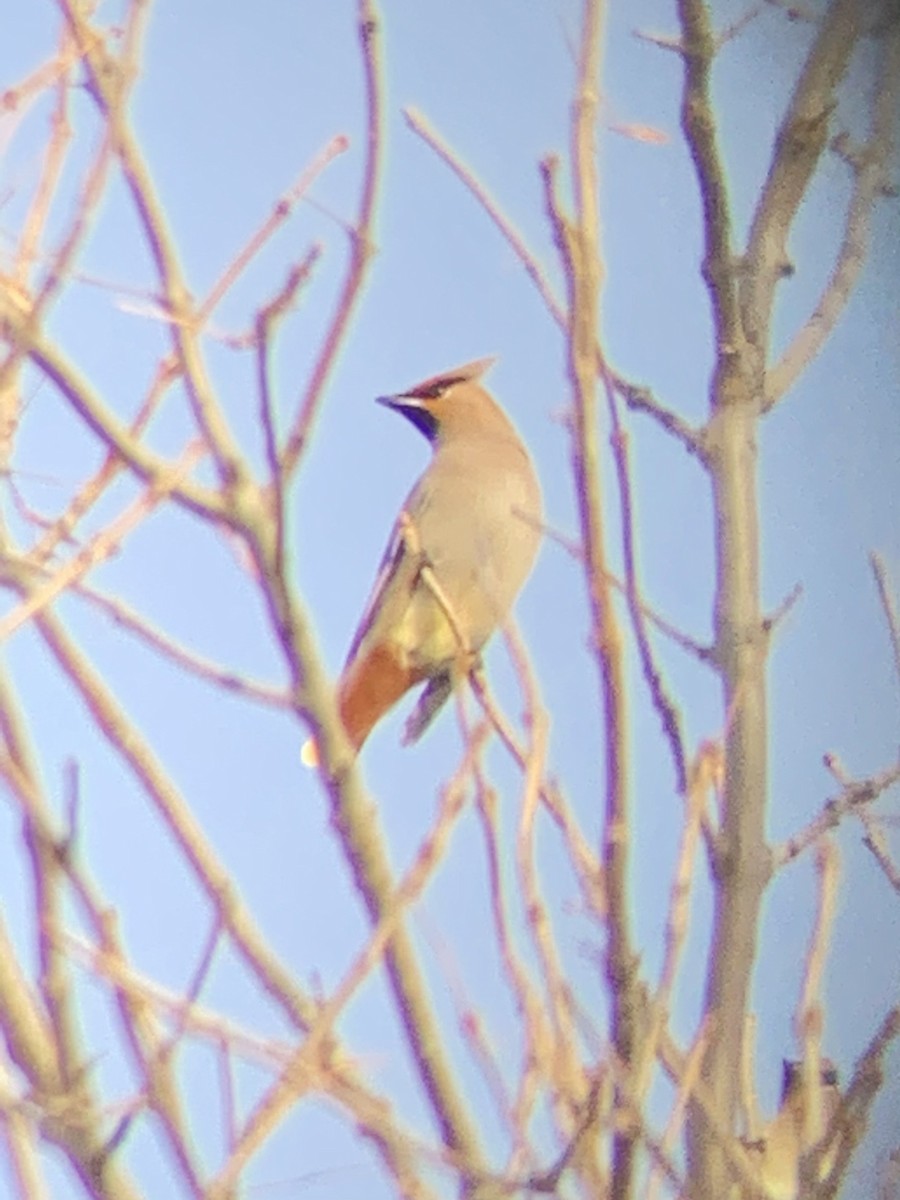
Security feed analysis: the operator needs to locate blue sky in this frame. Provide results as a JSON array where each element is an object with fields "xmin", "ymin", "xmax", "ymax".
[{"xmin": 1, "ymin": 1, "xmax": 898, "ymax": 1196}]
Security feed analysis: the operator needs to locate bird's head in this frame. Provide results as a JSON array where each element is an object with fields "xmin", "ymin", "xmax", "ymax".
[{"xmin": 377, "ymin": 357, "xmax": 502, "ymax": 444}]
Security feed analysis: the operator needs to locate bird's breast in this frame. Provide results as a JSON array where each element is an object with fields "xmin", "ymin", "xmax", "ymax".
[{"xmin": 405, "ymin": 449, "xmax": 542, "ymax": 655}]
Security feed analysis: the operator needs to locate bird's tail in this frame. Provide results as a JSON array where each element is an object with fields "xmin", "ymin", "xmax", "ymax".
[
  {"xmin": 401, "ymin": 670, "xmax": 454, "ymax": 745},
  {"xmin": 301, "ymin": 643, "xmax": 420, "ymax": 766}
]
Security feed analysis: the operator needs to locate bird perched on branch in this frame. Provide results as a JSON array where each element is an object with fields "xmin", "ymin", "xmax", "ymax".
[
  {"xmin": 302, "ymin": 358, "xmax": 542, "ymax": 764},
  {"xmin": 742, "ymin": 1058, "xmax": 842, "ymax": 1199}
]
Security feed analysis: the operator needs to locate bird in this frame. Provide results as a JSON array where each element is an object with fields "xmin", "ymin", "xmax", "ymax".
[
  {"xmin": 302, "ymin": 357, "xmax": 542, "ymax": 764},
  {"xmin": 741, "ymin": 1058, "xmax": 842, "ymax": 1199}
]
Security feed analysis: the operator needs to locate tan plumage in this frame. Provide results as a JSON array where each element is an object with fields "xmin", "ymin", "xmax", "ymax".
[
  {"xmin": 742, "ymin": 1059, "xmax": 842, "ymax": 1199},
  {"xmin": 303, "ymin": 358, "xmax": 542, "ymax": 762}
]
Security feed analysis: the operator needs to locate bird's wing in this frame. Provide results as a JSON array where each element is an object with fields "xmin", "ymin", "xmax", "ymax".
[{"xmin": 343, "ymin": 512, "xmax": 420, "ymax": 669}]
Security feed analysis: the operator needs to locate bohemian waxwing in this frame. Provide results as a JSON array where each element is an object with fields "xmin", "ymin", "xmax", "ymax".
[{"xmin": 303, "ymin": 357, "xmax": 542, "ymax": 763}]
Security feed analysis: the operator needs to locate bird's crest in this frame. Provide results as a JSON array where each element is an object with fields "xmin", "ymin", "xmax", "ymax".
[{"xmin": 400, "ymin": 356, "xmax": 496, "ymax": 400}]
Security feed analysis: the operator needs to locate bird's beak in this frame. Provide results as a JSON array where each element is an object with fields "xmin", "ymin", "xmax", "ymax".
[
  {"xmin": 376, "ymin": 393, "xmax": 406, "ymax": 412},
  {"xmin": 376, "ymin": 393, "xmax": 438, "ymax": 442}
]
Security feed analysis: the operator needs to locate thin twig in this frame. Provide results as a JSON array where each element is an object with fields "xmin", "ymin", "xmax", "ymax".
[
  {"xmin": 0, "ymin": 442, "xmax": 206, "ymax": 644},
  {"xmin": 2, "ymin": 316, "xmax": 225, "ymax": 523},
  {"xmin": 403, "ymin": 102, "xmax": 702, "ymax": 467},
  {"xmin": 32, "ymin": 605, "xmax": 321, "ymax": 1032},
  {"xmin": 545, "ymin": 5, "xmax": 640, "ymax": 1195},
  {"xmin": 616, "ymin": 377, "xmax": 706, "ymax": 460},
  {"xmin": 67, "ymin": 580, "xmax": 289, "ymax": 709},
  {"xmin": 14, "ymin": 31, "xmax": 74, "ymax": 295},
  {"xmin": 815, "ymin": 1006, "xmax": 900, "ymax": 1198},
  {"xmin": 638, "ymin": 743, "xmax": 709, "ymax": 1099},
  {"xmin": 59, "ymin": 0, "xmax": 243, "ymax": 483},
  {"xmin": 795, "ymin": 839, "xmax": 840, "ymax": 1145},
  {"xmin": 763, "ymin": 13, "xmax": 900, "ymax": 408},
  {"xmin": 206, "ymin": 729, "xmax": 484, "ymax": 1198},
  {"xmin": 645, "ymin": 1021, "xmax": 711, "ymax": 1200},
  {"xmin": 403, "ymin": 106, "xmax": 566, "ymax": 327},
  {"xmin": 468, "ymin": 634, "xmax": 605, "ymax": 924},
  {"xmin": 519, "ymin": 509, "xmax": 713, "ymax": 663},
  {"xmin": 871, "ymin": 552, "xmax": 900, "ymax": 692},
  {"xmin": 774, "ymin": 761, "xmax": 900, "ymax": 868},
  {"xmin": 30, "ymin": 356, "xmax": 177, "ymax": 566},
  {"xmin": 282, "ymin": 0, "xmax": 384, "ymax": 476},
  {"xmin": 200, "ymin": 141, "xmax": 344, "ymax": 324},
  {"xmin": 606, "ymin": 375, "xmax": 688, "ymax": 792},
  {"xmin": 741, "ymin": 0, "xmax": 862, "ymax": 360},
  {"xmin": 860, "ymin": 812, "xmax": 900, "ymax": 896},
  {"xmin": 763, "ymin": 581, "xmax": 803, "ymax": 636},
  {"xmin": 256, "ymin": 248, "xmax": 323, "ymax": 579}
]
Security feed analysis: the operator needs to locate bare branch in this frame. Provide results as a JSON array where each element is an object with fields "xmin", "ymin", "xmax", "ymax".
[
  {"xmin": 282, "ymin": 0, "xmax": 384, "ymax": 477},
  {"xmin": 816, "ymin": 1006, "xmax": 900, "ymax": 1198},
  {"xmin": 403, "ymin": 106, "xmax": 566, "ymax": 326},
  {"xmin": 200, "ymin": 140, "xmax": 343, "ymax": 325},
  {"xmin": 646, "ymin": 1023, "xmax": 710, "ymax": 1200},
  {"xmin": 518, "ymin": 510, "xmax": 714, "ymax": 664},
  {"xmin": 774, "ymin": 760, "xmax": 900, "ymax": 868},
  {"xmin": 676, "ymin": 0, "xmax": 741, "ymax": 359},
  {"xmin": 0, "ymin": 1054, "xmax": 48, "ymax": 1200},
  {"xmin": 59, "ymin": 0, "xmax": 244, "ymax": 483},
  {"xmin": 0, "ymin": 443, "xmax": 205, "ymax": 644},
  {"xmin": 795, "ymin": 839, "xmax": 840, "ymax": 1152},
  {"xmin": 607, "ymin": 384, "xmax": 689, "ymax": 792},
  {"xmin": 208, "ymin": 733, "xmax": 483, "ymax": 1198},
  {"xmin": 28, "ymin": 359, "xmax": 177, "ymax": 566},
  {"xmin": 764, "ymin": 13, "xmax": 900, "ymax": 407},
  {"xmin": 616, "ymin": 377, "xmax": 706, "ymax": 460},
  {"xmin": 31, "ymin": 606, "xmax": 321, "ymax": 1033},
  {"xmin": 13, "ymin": 31, "xmax": 74, "ymax": 297},
  {"xmin": 638, "ymin": 746, "xmax": 709, "ymax": 1124},
  {"xmin": 66, "ymin": 580, "xmax": 290, "ymax": 709},
  {"xmin": 742, "ymin": 0, "xmax": 862, "ymax": 358},
  {"xmin": 0, "ymin": 310, "xmax": 226, "ymax": 524},
  {"xmin": 541, "ymin": 6, "xmax": 642, "ymax": 1197},
  {"xmin": 403, "ymin": 104, "xmax": 703, "ymax": 464},
  {"xmin": 256, "ymin": 248, "xmax": 323, "ymax": 579}
]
